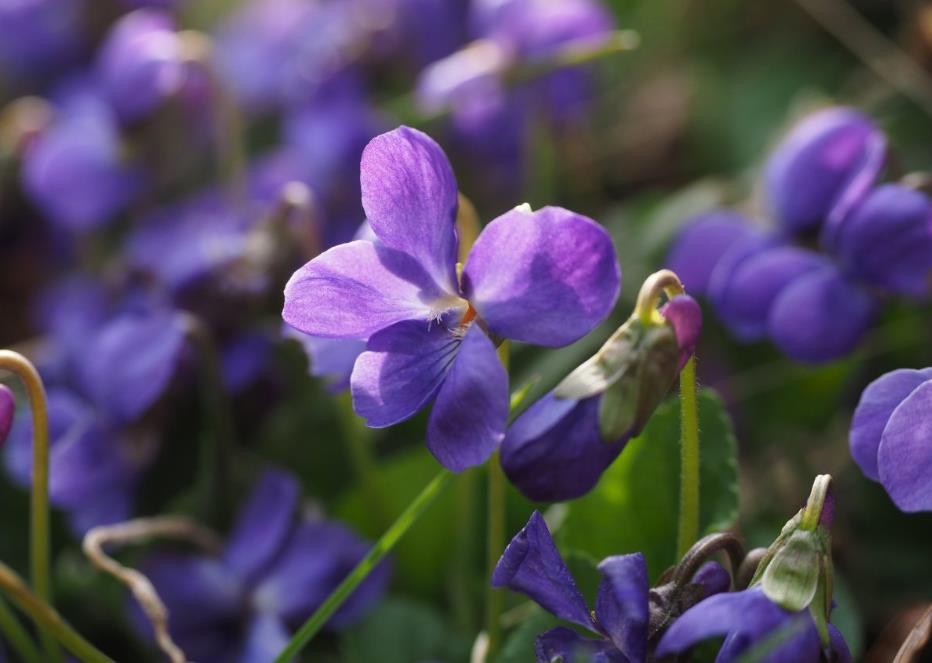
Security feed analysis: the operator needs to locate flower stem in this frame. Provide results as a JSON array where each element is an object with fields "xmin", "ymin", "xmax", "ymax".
[
  {"xmin": 273, "ymin": 470, "xmax": 452, "ymax": 663},
  {"xmin": 337, "ymin": 392, "xmax": 388, "ymax": 530},
  {"xmin": 0, "ymin": 596, "xmax": 41, "ymax": 663},
  {"xmin": 0, "ymin": 560, "xmax": 114, "ymax": 663},
  {"xmin": 676, "ymin": 355, "xmax": 700, "ymax": 560},
  {"xmin": 0, "ymin": 350, "xmax": 59, "ymax": 662},
  {"xmin": 485, "ymin": 341, "xmax": 511, "ymax": 659}
]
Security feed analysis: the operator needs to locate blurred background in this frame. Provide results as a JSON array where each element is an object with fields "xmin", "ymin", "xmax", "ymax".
[{"xmin": 1, "ymin": 0, "xmax": 931, "ymax": 661}]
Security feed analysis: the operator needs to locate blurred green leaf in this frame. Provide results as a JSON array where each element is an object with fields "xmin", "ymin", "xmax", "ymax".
[
  {"xmin": 340, "ymin": 598, "xmax": 470, "ymax": 663},
  {"xmin": 494, "ymin": 606, "xmax": 558, "ymax": 663},
  {"xmin": 559, "ymin": 389, "xmax": 739, "ymax": 581}
]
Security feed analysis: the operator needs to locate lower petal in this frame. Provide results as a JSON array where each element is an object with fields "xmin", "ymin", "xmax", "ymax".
[
  {"xmin": 426, "ymin": 324, "xmax": 507, "ymax": 471},
  {"xmin": 351, "ymin": 320, "xmax": 461, "ymax": 428},
  {"xmin": 238, "ymin": 613, "xmax": 291, "ymax": 663},
  {"xmin": 535, "ymin": 627, "xmax": 622, "ymax": 663},
  {"xmin": 500, "ymin": 392, "xmax": 627, "ymax": 502},
  {"xmin": 878, "ymin": 380, "xmax": 932, "ymax": 512},
  {"xmin": 768, "ymin": 266, "xmax": 876, "ymax": 364},
  {"xmin": 595, "ymin": 553, "xmax": 649, "ymax": 662}
]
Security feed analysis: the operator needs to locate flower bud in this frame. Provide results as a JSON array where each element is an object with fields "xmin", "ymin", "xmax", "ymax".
[{"xmin": 0, "ymin": 384, "xmax": 14, "ymax": 448}]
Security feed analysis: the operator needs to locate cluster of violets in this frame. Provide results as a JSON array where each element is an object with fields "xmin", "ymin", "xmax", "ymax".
[
  {"xmin": 0, "ymin": 0, "xmax": 633, "ymax": 658},
  {"xmin": 667, "ymin": 107, "xmax": 932, "ymax": 364}
]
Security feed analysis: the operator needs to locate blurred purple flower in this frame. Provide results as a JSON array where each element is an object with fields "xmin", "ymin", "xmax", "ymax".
[
  {"xmin": 501, "ymin": 295, "xmax": 700, "ymax": 501},
  {"xmin": 283, "ymin": 126, "xmax": 619, "ymax": 470},
  {"xmin": 134, "ymin": 470, "xmax": 389, "ymax": 662},
  {"xmin": 96, "ymin": 9, "xmax": 186, "ymax": 123},
  {"xmin": 656, "ymin": 587, "xmax": 851, "ymax": 663},
  {"xmin": 0, "ymin": 0, "xmax": 85, "ymax": 75},
  {"xmin": 850, "ymin": 368, "xmax": 932, "ymax": 512},
  {"xmin": 764, "ymin": 107, "xmax": 886, "ymax": 236},
  {"xmin": 0, "ymin": 385, "xmax": 14, "ymax": 448},
  {"xmin": 21, "ymin": 95, "xmax": 141, "ymax": 231},
  {"xmin": 285, "ymin": 327, "xmax": 366, "ymax": 393}
]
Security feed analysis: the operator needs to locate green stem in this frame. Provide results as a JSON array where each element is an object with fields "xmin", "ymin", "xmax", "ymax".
[
  {"xmin": 451, "ymin": 468, "xmax": 478, "ymax": 633},
  {"xmin": 273, "ymin": 470, "xmax": 452, "ymax": 663},
  {"xmin": 676, "ymin": 356, "xmax": 700, "ymax": 559},
  {"xmin": 0, "ymin": 561, "xmax": 114, "ymax": 663},
  {"xmin": 0, "ymin": 350, "xmax": 59, "ymax": 662},
  {"xmin": 337, "ymin": 392, "xmax": 388, "ymax": 530},
  {"xmin": 485, "ymin": 341, "xmax": 511, "ymax": 659},
  {"xmin": 0, "ymin": 595, "xmax": 41, "ymax": 663}
]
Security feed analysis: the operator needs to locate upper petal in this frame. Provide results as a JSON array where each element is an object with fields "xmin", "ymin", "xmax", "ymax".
[
  {"xmin": 223, "ymin": 470, "xmax": 299, "ymax": 583},
  {"xmin": 878, "ymin": 379, "xmax": 932, "ymax": 512},
  {"xmin": 500, "ymin": 392, "xmax": 627, "ymax": 502},
  {"xmin": 360, "ymin": 126, "xmax": 460, "ymax": 293},
  {"xmin": 595, "ymin": 553, "xmax": 649, "ymax": 663},
  {"xmin": 665, "ymin": 210, "xmax": 760, "ymax": 295},
  {"xmin": 283, "ymin": 240, "xmax": 456, "ymax": 339},
  {"xmin": 350, "ymin": 319, "xmax": 461, "ymax": 428},
  {"xmin": 768, "ymin": 265, "xmax": 876, "ymax": 364},
  {"xmin": 491, "ymin": 511, "xmax": 593, "ymax": 629},
  {"xmin": 426, "ymin": 324, "xmax": 508, "ymax": 471},
  {"xmin": 463, "ymin": 205, "xmax": 620, "ymax": 347},
  {"xmin": 850, "ymin": 368, "xmax": 932, "ymax": 481}
]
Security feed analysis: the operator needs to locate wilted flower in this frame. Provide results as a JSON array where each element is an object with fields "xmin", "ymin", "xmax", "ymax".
[
  {"xmin": 850, "ymin": 368, "xmax": 932, "ymax": 512},
  {"xmin": 501, "ymin": 291, "xmax": 699, "ymax": 501},
  {"xmin": 283, "ymin": 126, "xmax": 619, "ymax": 470},
  {"xmin": 134, "ymin": 470, "xmax": 389, "ymax": 662}
]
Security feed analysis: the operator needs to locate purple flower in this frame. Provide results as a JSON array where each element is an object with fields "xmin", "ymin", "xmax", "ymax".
[
  {"xmin": 764, "ymin": 107, "xmax": 886, "ymax": 236},
  {"xmin": 850, "ymin": 368, "xmax": 932, "ymax": 512},
  {"xmin": 656, "ymin": 587, "xmax": 851, "ymax": 663},
  {"xmin": 833, "ymin": 184, "xmax": 932, "ymax": 298},
  {"xmin": 0, "ymin": 385, "xmax": 14, "ymax": 448},
  {"xmin": 134, "ymin": 470, "xmax": 389, "ymax": 662},
  {"xmin": 96, "ymin": 9, "xmax": 186, "ymax": 123},
  {"xmin": 0, "ymin": 0, "xmax": 85, "ymax": 75},
  {"xmin": 283, "ymin": 126, "xmax": 619, "ymax": 470},
  {"xmin": 501, "ymin": 295, "xmax": 700, "ymax": 501},
  {"xmin": 21, "ymin": 96, "xmax": 141, "ymax": 232}
]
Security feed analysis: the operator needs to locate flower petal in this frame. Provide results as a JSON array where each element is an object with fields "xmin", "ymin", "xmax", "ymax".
[
  {"xmin": 660, "ymin": 294, "xmax": 702, "ymax": 370},
  {"xmin": 239, "ymin": 613, "xmax": 291, "ymax": 663},
  {"xmin": 768, "ymin": 265, "xmax": 876, "ymax": 364},
  {"xmin": 713, "ymin": 246, "xmax": 826, "ymax": 341},
  {"xmin": 223, "ymin": 470, "xmax": 299, "ymax": 583},
  {"xmin": 665, "ymin": 210, "xmax": 760, "ymax": 295},
  {"xmin": 0, "ymin": 385, "xmax": 15, "ymax": 448},
  {"xmin": 535, "ymin": 627, "xmax": 622, "ymax": 663},
  {"xmin": 691, "ymin": 561, "xmax": 732, "ymax": 598},
  {"xmin": 426, "ymin": 324, "xmax": 508, "ymax": 471},
  {"xmin": 283, "ymin": 240, "xmax": 456, "ymax": 339},
  {"xmin": 463, "ymin": 205, "xmax": 620, "ymax": 346},
  {"xmin": 850, "ymin": 369, "xmax": 932, "ymax": 481},
  {"xmin": 834, "ymin": 184, "xmax": 932, "ymax": 297},
  {"xmin": 492, "ymin": 511, "xmax": 593, "ymax": 629},
  {"xmin": 351, "ymin": 320, "xmax": 461, "ymax": 428},
  {"xmin": 878, "ymin": 379, "xmax": 932, "ymax": 512},
  {"xmin": 595, "ymin": 553, "xmax": 649, "ymax": 663},
  {"xmin": 501, "ymin": 392, "xmax": 627, "ymax": 502},
  {"xmin": 829, "ymin": 624, "xmax": 852, "ymax": 663},
  {"xmin": 360, "ymin": 126, "xmax": 460, "ymax": 293}
]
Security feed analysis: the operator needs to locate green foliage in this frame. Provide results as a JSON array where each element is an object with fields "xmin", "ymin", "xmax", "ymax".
[
  {"xmin": 559, "ymin": 389, "xmax": 739, "ymax": 580},
  {"xmin": 494, "ymin": 607, "xmax": 559, "ymax": 663}
]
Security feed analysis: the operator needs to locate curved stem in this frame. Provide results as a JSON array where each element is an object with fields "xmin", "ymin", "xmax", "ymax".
[
  {"xmin": 635, "ymin": 269, "xmax": 685, "ymax": 326},
  {"xmin": 0, "ymin": 560, "xmax": 114, "ymax": 663},
  {"xmin": 0, "ymin": 596, "xmax": 41, "ymax": 663},
  {"xmin": 670, "ymin": 532, "xmax": 746, "ymax": 588},
  {"xmin": 273, "ymin": 470, "xmax": 452, "ymax": 663},
  {"xmin": 0, "ymin": 350, "xmax": 58, "ymax": 661},
  {"xmin": 676, "ymin": 356, "xmax": 700, "ymax": 559}
]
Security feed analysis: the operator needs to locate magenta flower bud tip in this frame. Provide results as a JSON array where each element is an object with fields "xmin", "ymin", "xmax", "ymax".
[{"xmin": 0, "ymin": 384, "xmax": 14, "ymax": 447}]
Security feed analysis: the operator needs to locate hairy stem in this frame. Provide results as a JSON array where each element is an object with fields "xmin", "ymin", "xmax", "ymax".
[
  {"xmin": 0, "ymin": 350, "xmax": 58, "ymax": 661},
  {"xmin": 676, "ymin": 356, "xmax": 701, "ymax": 559},
  {"xmin": 273, "ymin": 470, "xmax": 452, "ymax": 663}
]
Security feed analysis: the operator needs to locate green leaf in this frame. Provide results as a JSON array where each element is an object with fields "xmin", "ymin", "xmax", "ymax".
[
  {"xmin": 494, "ymin": 606, "xmax": 559, "ymax": 663},
  {"xmin": 559, "ymin": 389, "xmax": 739, "ymax": 581},
  {"xmin": 340, "ymin": 598, "xmax": 470, "ymax": 663}
]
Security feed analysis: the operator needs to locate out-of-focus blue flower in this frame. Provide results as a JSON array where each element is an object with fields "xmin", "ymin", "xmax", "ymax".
[
  {"xmin": 356, "ymin": 0, "xmax": 468, "ymax": 67},
  {"xmin": 21, "ymin": 93, "xmax": 141, "ymax": 232},
  {"xmin": 283, "ymin": 126, "xmax": 620, "ymax": 471},
  {"xmin": 96, "ymin": 9, "xmax": 186, "ymax": 123},
  {"xmin": 0, "ymin": 385, "xmax": 14, "ymax": 448},
  {"xmin": 764, "ymin": 107, "xmax": 886, "ymax": 237},
  {"xmin": 133, "ymin": 470, "xmax": 389, "ymax": 663},
  {"xmin": 0, "ymin": 0, "xmax": 85, "ymax": 75},
  {"xmin": 850, "ymin": 368, "xmax": 932, "ymax": 512},
  {"xmin": 501, "ymin": 295, "xmax": 700, "ymax": 501},
  {"xmin": 656, "ymin": 587, "xmax": 851, "ymax": 663}
]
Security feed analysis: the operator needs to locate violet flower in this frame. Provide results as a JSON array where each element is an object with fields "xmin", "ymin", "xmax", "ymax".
[
  {"xmin": 850, "ymin": 368, "xmax": 932, "ymax": 512},
  {"xmin": 134, "ymin": 470, "xmax": 389, "ymax": 663},
  {"xmin": 283, "ymin": 126, "xmax": 620, "ymax": 471},
  {"xmin": 493, "ymin": 511, "xmax": 728, "ymax": 662},
  {"xmin": 501, "ymin": 295, "xmax": 700, "ymax": 501},
  {"xmin": 0, "ymin": 385, "xmax": 14, "ymax": 448},
  {"xmin": 656, "ymin": 586, "xmax": 851, "ymax": 663},
  {"xmin": 0, "ymin": 0, "xmax": 85, "ymax": 75},
  {"xmin": 96, "ymin": 9, "xmax": 186, "ymax": 123}
]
